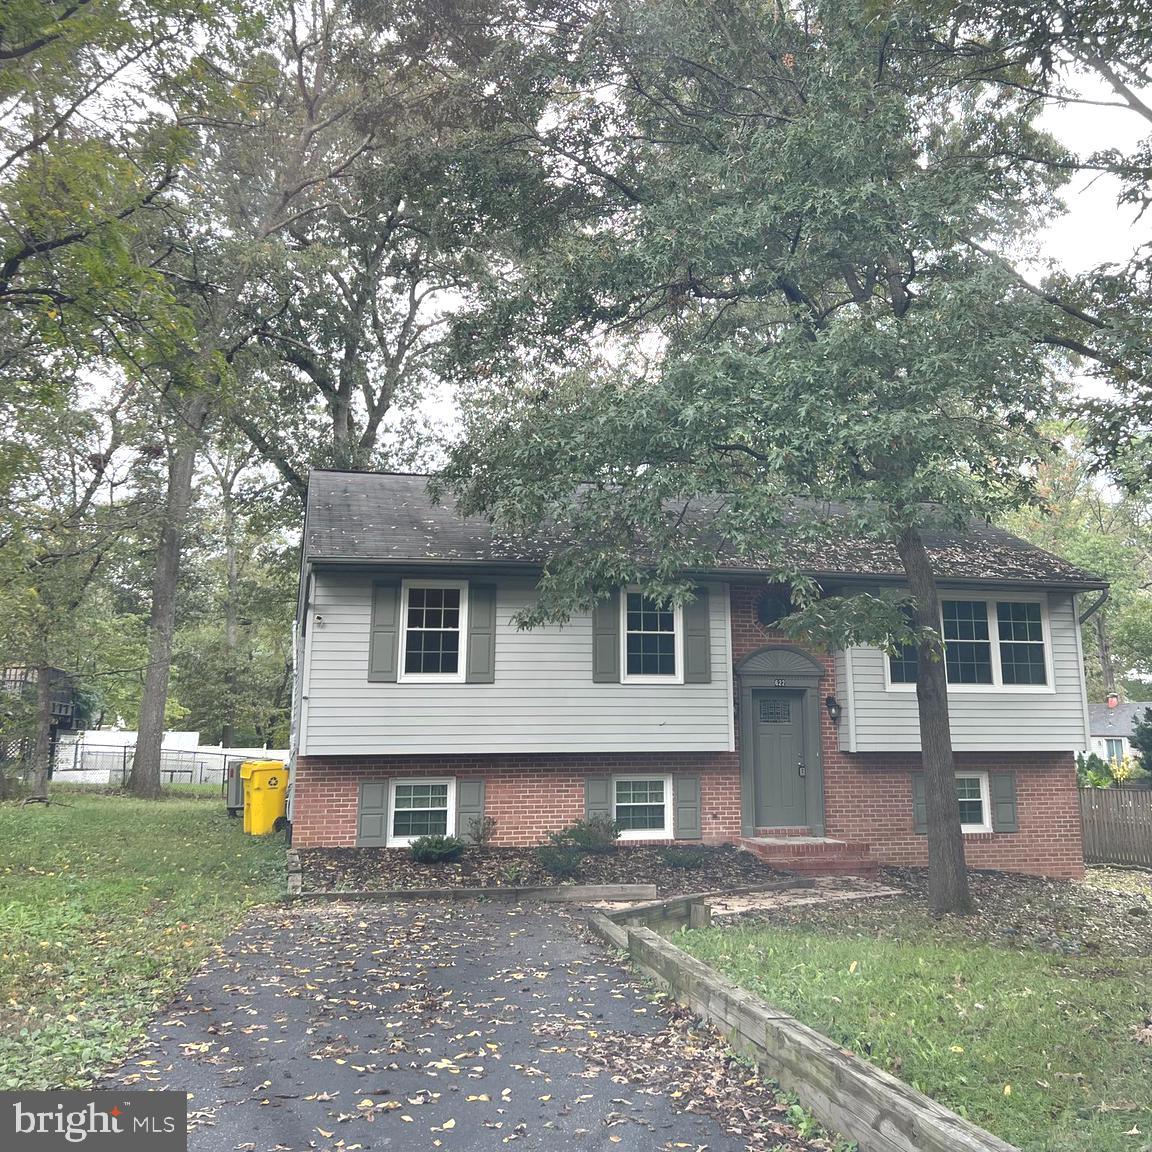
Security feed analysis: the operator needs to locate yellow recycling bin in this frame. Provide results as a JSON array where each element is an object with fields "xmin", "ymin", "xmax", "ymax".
[{"xmin": 241, "ymin": 760, "xmax": 287, "ymax": 835}]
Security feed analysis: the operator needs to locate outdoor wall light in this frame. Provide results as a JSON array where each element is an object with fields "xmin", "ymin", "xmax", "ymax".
[{"xmin": 824, "ymin": 695, "xmax": 842, "ymax": 725}]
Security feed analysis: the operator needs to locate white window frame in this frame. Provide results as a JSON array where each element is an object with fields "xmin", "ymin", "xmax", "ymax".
[
  {"xmin": 1105, "ymin": 738, "xmax": 1126, "ymax": 764},
  {"xmin": 620, "ymin": 588, "xmax": 684, "ymax": 684},
  {"xmin": 612, "ymin": 773, "xmax": 674, "ymax": 840},
  {"xmin": 884, "ymin": 594, "xmax": 1054, "ymax": 695},
  {"xmin": 398, "ymin": 579, "xmax": 469, "ymax": 683},
  {"xmin": 387, "ymin": 777, "xmax": 456, "ymax": 847},
  {"xmin": 955, "ymin": 771, "xmax": 992, "ymax": 834}
]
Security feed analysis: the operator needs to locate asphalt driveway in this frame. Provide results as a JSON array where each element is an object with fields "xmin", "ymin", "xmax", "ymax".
[{"xmin": 106, "ymin": 901, "xmax": 822, "ymax": 1152}]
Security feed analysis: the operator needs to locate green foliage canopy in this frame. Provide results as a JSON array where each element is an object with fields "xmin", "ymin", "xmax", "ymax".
[{"xmin": 442, "ymin": 0, "xmax": 1072, "ymax": 646}]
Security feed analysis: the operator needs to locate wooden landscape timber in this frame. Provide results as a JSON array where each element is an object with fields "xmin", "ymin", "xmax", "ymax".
[
  {"xmin": 291, "ymin": 881, "xmax": 660, "ymax": 902},
  {"xmin": 587, "ymin": 907, "xmax": 1020, "ymax": 1152}
]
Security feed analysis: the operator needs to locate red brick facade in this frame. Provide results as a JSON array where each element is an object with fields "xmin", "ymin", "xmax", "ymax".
[
  {"xmin": 293, "ymin": 752, "xmax": 741, "ymax": 848},
  {"xmin": 292, "ymin": 581, "xmax": 1085, "ymax": 878}
]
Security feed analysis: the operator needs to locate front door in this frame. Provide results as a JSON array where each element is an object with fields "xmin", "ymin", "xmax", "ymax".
[{"xmin": 753, "ymin": 690, "xmax": 807, "ymax": 828}]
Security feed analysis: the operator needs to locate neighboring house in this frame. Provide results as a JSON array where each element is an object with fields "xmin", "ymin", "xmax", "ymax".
[
  {"xmin": 1087, "ymin": 702, "xmax": 1152, "ymax": 765},
  {"xmin": 289, "ymin": 471, "xmax": 1106, "ymax": 879},
  {"xmin": 0, "ymin": 666, "xmax": 78, "ymax": 770}
]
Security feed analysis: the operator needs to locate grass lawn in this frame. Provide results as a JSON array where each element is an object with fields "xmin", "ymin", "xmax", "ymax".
[
  {"xmin": 680, "ymin": 902, "xmax": 1152, "ymax": 1152},
  {"xmin": 0, "ymin": 790, "xmax": 284, "ymax": 1089}
]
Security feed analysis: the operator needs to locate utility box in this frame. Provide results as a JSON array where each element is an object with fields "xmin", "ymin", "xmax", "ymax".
[
  {"xmin": 225, "ymin": 758, "xmax": 246, "ymax": 816},
  {"xmin": 243, "ymin": 761, "xmax": 287, "ymax": 836}
]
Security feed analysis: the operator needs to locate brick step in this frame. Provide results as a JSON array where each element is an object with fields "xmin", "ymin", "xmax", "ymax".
[
  {"xmin": 740, "ymin": 837, "xmax": 879, "ymax": 878},
  {"xmin": 765, "ymin": 857, "xmax": 881, "ymax": 877},
  {"xmin": 752, "ymin": 826, "xmax": 812, "ymax": 837},
  {"xmin": 743, "ymin": 837, "xmax": 872, "ymax": 855}
]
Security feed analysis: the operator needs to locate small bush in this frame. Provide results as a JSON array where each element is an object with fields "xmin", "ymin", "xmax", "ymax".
[
  {"xmin": 554, "ymin": 815, "xmax": 620, "ymax": 854},
  {"xmin": 408, "ymin": 834, "xmax": 466, "ymax": 864},
  {"xmin": 501, "ymin": 862, "xmax": 531, "ymax": 885},
  {"xmin": 1076, "ymin": 752, "xmax": 1114, "ymax": 789},
  {"xmin": 467, "ymin": 814, "xmax": 498, "ymax": 848},
  {"xmin": 660, "ymin": 845, "xmax": 709, "ymax": 869},
  {"xmin": 1111, "ymin": 756, "xmax": 1151, "ymax": 784},
  {"xmin": 534, "ymin": 844, "xmax": 583, "ymax": 880}
]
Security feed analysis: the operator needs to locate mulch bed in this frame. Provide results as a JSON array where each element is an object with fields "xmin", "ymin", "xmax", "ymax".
[
  {"xmin": 731, "ymin": 865, "xmax": 1152, "ymax": 957},
  {"xmin": 297, "ymin": 843, "xmax": 792, "ymax": 897}
]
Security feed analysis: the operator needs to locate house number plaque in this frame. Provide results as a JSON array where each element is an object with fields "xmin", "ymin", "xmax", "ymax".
[{"xmin": 773, "ymin": 678, "xmax": 787, "ymax": 687}]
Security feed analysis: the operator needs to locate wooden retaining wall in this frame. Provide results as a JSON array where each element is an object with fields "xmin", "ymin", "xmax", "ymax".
[
  {"xmin": 1080, "ymin": 788, "xmax": 1152, "ymax": 868},
  {"xmin": 588, "ymin": 910, "xmax": 1018, "ymax": 1152}
]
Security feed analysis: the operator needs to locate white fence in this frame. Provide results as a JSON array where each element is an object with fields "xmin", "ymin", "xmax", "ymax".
[{"xmin": 51, "ymin": 740, "xmax": 286, "ymax": 786}]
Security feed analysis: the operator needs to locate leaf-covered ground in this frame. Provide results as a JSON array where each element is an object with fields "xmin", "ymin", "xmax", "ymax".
[
  {"xmin": 680, "ymin": 866, "xmax": 1152, "ymax": 1152},
  {"xmin": 299, "ymin": 844, "xmax": 791, "ymax": 895},
  {"xmin": 105, "ymin": 901, "xmax": 848, "ymax": 1152},
  {"xmin": 0, "ymin": 790, "xmax": 284, "ymax": 1089},
  {"xmin": 718, "ymin": 866, "xmax": 1152, "ymax": 958}
]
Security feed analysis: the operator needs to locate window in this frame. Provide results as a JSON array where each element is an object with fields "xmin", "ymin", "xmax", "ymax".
[
  {"xmin": 942, "ymin": 600, "xmax": 993, "ymax": 684},
  {"xmin": 613, "ymin": 775, "xmax": 672, "ymax": 838},
  {"xmin": 996, "ymin": 602, "xmax": 1046, "ymax": 685},
  {"xmin": 955, "ymin": 773, "xmax": 991, "ymax": 833},
  {"xmin": 887, "ymin": 597, "xmax": 1049, "ymax": 691},
  {"xmin": 1105, "ymin": 738, "xmax": 1125, "ymax": 764},
  {"xmin": 760, "ymin": 697, "xmax": 792, "ymax": 723},
  {"xmin": 388, "ymin": 778, "xmax": 455, "ymax": 845},
  {"xmin": 889, "ymin": 607, "xmax": 919, "ymax": 684},
  {"xmin": 622, "ymin": 591, "xmax": 682, "ymax": 681},
  {"xmin": 400, "ymin": 581, "xmax": 467, "ymax": 681}
]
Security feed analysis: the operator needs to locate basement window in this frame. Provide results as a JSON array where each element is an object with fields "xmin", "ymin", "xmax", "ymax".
[
  {"xmin": 613, "ymin": 775, "xmax": 672, "ymax": 839},
  {"xmin": 387, "ymin": 778, "xmax": 455, "ymax": 846},
  {"xmin": 956, "ymin": 773, "xmax": 991, "ymax": 834}
]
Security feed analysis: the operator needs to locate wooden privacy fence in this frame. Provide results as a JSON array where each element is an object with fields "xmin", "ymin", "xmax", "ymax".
[{"xmin": 1080, "ymin": 788, "xmax": 1152, "ymax": 868}]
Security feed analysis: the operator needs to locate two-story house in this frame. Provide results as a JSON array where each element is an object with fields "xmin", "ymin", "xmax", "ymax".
[{"xmin": 288, "ymin": 470, "xmax": 1104, "ymax": 878}]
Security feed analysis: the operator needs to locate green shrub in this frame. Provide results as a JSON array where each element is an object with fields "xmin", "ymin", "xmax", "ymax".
[
  {"xmin": 660, "ymin": 845, "xmax": 709, "ymax": 869},
  {"xmin": 467, "ymin": 814, "xmax": 498, "ymax": 848},
  {"xmin": 1076, "ymin": 751, "xmax": 1114, "ymax": 789},
  {"xmin": 554, "ymin": 815, "xmax": 620, "ymax": 854},
  {"xmin": 500, "ymin": 862, "xmax": 531, "ymax": 885},
  {"xmin": 408, "ymin": 834, "xmax": 466, "ymax": 864},
  {"xmin": 534, "ymin": 844, "xmax": 583, "ymax": 879}
]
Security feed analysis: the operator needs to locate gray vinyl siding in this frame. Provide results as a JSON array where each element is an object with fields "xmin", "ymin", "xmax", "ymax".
[
  {"xmin": 835, "ymin": 590, "xmax": 1089, "ymax": 753},
  {"xmin": 302, "ymin": 572, "xmax": 734, "ymax": 756}
]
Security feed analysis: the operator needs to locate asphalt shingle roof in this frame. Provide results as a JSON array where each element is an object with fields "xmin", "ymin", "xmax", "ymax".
[
  {"xmin": 303, "ymin": 470, "xmax": 1108, "ymax": 589},
  {"xmin": 1089, "ymin": 703, "xmax": 1152, "ymax": 738}
]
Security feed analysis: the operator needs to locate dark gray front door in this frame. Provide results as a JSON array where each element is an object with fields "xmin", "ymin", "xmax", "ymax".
[{"xmin": 753, "ymin": 690, "xmax": 807, "ymax": 828}]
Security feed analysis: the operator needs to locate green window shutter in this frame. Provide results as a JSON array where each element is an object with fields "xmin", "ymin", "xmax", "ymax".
[
  {"xmin": 466, "ymin": 584, "xmax": 496, "ymax": 683},
  {"xmin": 358, "ymin": 781, "xmax": 389, "ymax": 846},
  {"xmin": 592, "ymin": 590, "xmax": 621, "ymax": 683},
  {"xmin": 990, "ymin": 772, "xmax": 1018, "ymax": 833},
  {"xmin": 368, "ymin": 580, "xmax": 401, "ymax": 682},
  {"xmin": 585, "ymin": 775, "xmax": 612, "ymax": 819},
  {"xmin": 456, "ymin": 779, "xmax": 486, "ymax": 841},
  {"xmin": 910, "ymin": 773, "xmax": 927, "ymax": 835},
  {"xmin": 673, "ymin": 775, "xmax": 702, "ymax": 840},
  {"xmin": 682, "ymin": 588, "xmax": 712, "ymax": 684}
]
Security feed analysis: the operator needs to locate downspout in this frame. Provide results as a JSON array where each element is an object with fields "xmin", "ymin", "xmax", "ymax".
[
  {"xmin": 1078, "ymin": 588, "xmax": 1115, "ymax": 695},
  {"xmin": 1074, "ymin": 588, "xmax": 1111, "ymax": 754},
  {"xmin": 286, "ymin": 560, "xmax": 313, "ymax": 837},
  {"xmin": 1077, "ymin": 589, "xmax": 1109, "ymax": 624}
]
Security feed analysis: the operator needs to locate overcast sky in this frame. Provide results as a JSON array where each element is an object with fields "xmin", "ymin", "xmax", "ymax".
[{"xmin": 1038, "ymin": 75, "xmax": 1149, "ymax": 273}]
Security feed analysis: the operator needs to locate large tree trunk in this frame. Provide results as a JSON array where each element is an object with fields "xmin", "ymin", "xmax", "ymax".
[
  {"xmin": 1094, "ymin": 610, "xmax": 1116, "ymax": 696},
  {"xmin": 895, "ymin": 525, "xmax": 974, "ymax": 915},
  {"xmin": 220, "ymin": 487, "xmax": 239, "ymax": 749},
  {"xmin": 128, "ymin": 406, "xmax": 207, "ymax": 798},
  {"xmin": 28, "ymin": 666, "xmax": 53, "ymax": 802}
]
